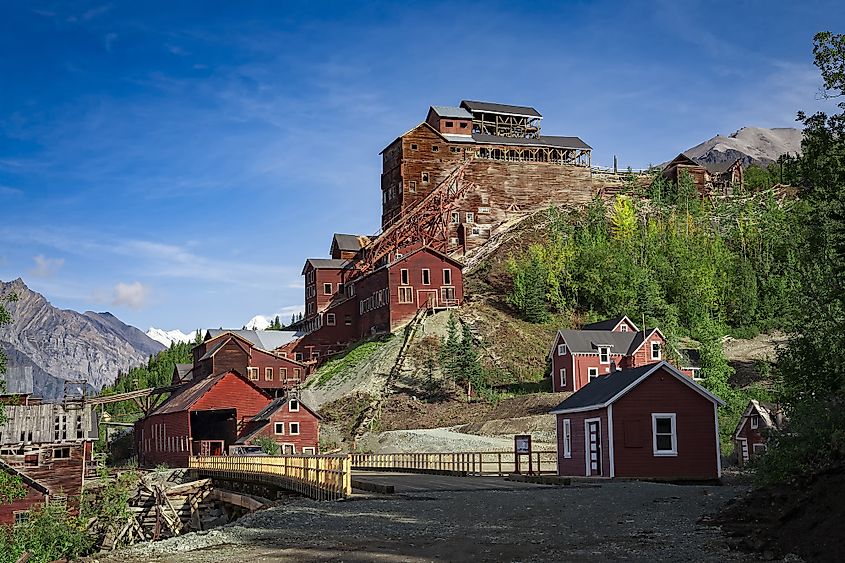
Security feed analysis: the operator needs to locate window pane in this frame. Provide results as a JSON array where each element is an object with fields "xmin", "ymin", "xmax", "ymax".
[
  {"xmin": 655, "ymin": 418, "xmax": 672, "ymax": 434},
  {"xmin": 656, "ymin": 434, "xmax": 673, "ymax": 451}
]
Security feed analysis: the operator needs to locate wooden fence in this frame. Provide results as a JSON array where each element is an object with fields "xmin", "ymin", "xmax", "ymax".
[
  {"xmin": 351, "ymin": 451, "xmax": 557, "ymax": 476},
  {"xmin": 189, "ymin": 454, "xmax": 352, "ymax": 501}
]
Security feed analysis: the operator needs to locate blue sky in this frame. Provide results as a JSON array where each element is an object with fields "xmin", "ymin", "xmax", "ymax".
[{"xmin": 0, "ymin": 1, "xmax": 842, "ymax": 332}]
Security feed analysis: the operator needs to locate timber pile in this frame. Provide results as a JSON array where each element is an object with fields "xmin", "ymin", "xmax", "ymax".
[{"xmin": 91, "ymin": 475, "xmax": 262, "ymax": 551}]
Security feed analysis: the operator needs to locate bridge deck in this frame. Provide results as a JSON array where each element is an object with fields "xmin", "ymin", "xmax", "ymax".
[{"xmin": 351, "ymin": 471, "xmax": 551, "ymax": 493}]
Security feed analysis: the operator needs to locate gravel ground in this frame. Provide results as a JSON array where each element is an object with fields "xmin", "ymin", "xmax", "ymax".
[
  {"xmin": 357, "ymin": 426, "xmax": 556, "ymax": 453},
  {"xmin": 94, "ymin": 479, "xmax": 764, "ymax": 563}
]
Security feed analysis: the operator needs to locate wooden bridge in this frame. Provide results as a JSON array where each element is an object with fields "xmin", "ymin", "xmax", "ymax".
[{"xmin": 188, "ymin": 450, "xmax": 557, "ymax": 501}]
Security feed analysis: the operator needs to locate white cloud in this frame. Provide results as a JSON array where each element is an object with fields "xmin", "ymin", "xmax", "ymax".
[
  {"xmin": 110, "ymin": 282, "xmax": 150, "ymax": 310},
  {"xmin": 29, "ymin": 254, "xmax": 65, "ymax": 278}
]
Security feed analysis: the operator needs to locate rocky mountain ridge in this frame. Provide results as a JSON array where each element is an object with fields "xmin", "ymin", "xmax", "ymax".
[
  {"xmin": 0, "ymin": 278, "xmax": 165, "ymax": 398},
  {"xmin": 683, "ymin": 126, "xmax": 802, "ymax": 167}
]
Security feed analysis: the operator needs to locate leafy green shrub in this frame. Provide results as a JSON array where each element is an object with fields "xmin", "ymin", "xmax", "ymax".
[
  {"xmin": 255, "ymin": 436, "xmax": 280, "ymax": 455},
  {"xmin": 0, "ymin": 502, "xmax": 92, "ymax": 563}
]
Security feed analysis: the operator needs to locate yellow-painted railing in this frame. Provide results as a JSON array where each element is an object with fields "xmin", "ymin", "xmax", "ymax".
[
  {"xmin": 351, "ymin": 451, "xmax": 557, "ymax": 476},
  {"xmin": 189, "ymin": 454, "xmax": 352, "ymax": 500}
]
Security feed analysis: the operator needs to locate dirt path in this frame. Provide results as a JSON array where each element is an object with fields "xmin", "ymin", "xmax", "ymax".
[{"xmin": 100, "ymin": 480, "xmax": 759, "ymax": 563}]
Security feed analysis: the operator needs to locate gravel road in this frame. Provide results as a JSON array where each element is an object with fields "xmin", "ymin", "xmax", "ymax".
[
  {"xmin": 96, "ymin": 478, "xmax": 762, "ymax": 562},
  {"xmin": 357, "ymin": 426, "xmax": 556, "ymax": 453}
]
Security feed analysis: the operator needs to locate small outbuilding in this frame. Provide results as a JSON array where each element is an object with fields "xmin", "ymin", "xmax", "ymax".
[
  {"xmin": 550, "ymin": 361, "xmax": 724, "ymax": 481},
  {"xmin": 236, "ymin": 396, "xmax": 321, "ymax": 455},
  {"xmin": 734, "ymin": 400, "xmax": 785, "ymax": 467}
]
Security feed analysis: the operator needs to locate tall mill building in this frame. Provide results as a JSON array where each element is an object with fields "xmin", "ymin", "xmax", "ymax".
[{"xmin": 379, "ymin": 100, "xmax": 593, "ymax": 253}]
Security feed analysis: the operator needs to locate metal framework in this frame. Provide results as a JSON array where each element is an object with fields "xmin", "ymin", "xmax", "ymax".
[
  {"xmin": 475, "ymin": 145, "xmax": 590, "ymax": 167},
  {"xmin": 353, "ymin": 160, "xmax": 475, "ymax": 277},
  {"xmin": 472, "ymin": 112, "xmax": 541, "ymax": 139}
]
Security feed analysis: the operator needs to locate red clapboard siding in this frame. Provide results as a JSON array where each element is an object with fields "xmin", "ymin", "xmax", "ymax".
[
  {"xmin": 556, "ymin": 409, "xmax": 610, "ymax": 477},
  {"xmin": 612, "ymin": 370, "xmax": 719, "ymax": 480},
  {"xmin": 0, "ymin": 485, "xmax": 48, "ymax": 526},
  {"xmin": 246, "ymin": 403, "xmax": 321, "ymax": 454}
]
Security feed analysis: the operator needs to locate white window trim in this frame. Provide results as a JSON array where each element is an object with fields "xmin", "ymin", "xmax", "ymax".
[
  {"xmin": 282, "ymin": 443, "xmax": 296, "ymax": 455},
  {"xmin": 651, "ymin": 341, "xmax": 661, "ymax": 360},
  {"xmin": 588, "ymin": 367, "xmax": 599, "ymax": 381},
  {"xmin": 557, "ymin": 343, "xmax": 567, "ymax": 356},
  {"xmin": 323, "ymin": 283, "xmax": 333, "ymax": 295},
  {"xmin": 562, "ymin": 419, "xmax": 572, "ymax": 458},
  {"xmin": 620, "ymin": 325, "xmax": 628, "ymax": 332},
  {"xmin": 265, "ymin": 367, "xmax": 273, "ymax": 381},
  {"xmin": 443, "ymin": 269, "xmax": 452, "ymax": 285},
  {"xmin": 752, "ymin": 443, "xmax": 766, "ymax": 454},
  {"xmin": 422, "ymin": 268, "xmax": 431, "ymax": 285},
  {"xmin": 289, "ymin": 399, "xmax": 300, "ymax": 412},
  {"xmin": 247, "ymin": 367, "xmax": 259, "ymax": 381},
  {"xmin": 274, "ymin": 422, "xmax": 285, "ymax": 435},
  {"xmin": 400, "ymin": 268, "xmax": 409, "ymax": 285},
  {"xmin": 289, "ymin": 422, "xmax": 300, "ymax": 436},
  {"xmin": 465, "ymin": 212, "xmax": 474, "ymax": 223},
  {"xmin": 750, "ymin": 415, "xmax": 759, "ymax": 429},
  {"xmin": 652, "ymin": 413, "xmax": 678, "ymax": 457},
  {"xmin": 598, "ymin": 346, "xmax": 610, "ymax": 364},
  {"xmin": 302, "ymin": 447, "xmax": 316, "ymax": 455},
  {"xmin": 326, "ymin": 313, "xmax": 336, "ymax": 326},
  {"xmin": 559, "ymin": 368, "xmax": 566, "ymax": 388}
]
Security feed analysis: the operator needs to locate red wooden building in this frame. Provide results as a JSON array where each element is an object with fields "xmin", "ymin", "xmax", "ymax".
[
  {"xmin": 0, "ymin": 460, "xmax": 51, "ymax": 526},
  {"xmin": 290, "ymin": 245, "xmax": 463, "ymax": 361},
  {"xmin": 551, "ymin": 362, "xmax": 724, "ymax": 481},
  {"xmin": 734, "ymin": 400, "xmax": 785, "ymax": 467},
  {"xmin": 236, "ymin": 396, "xmax": 321, "ymax": 455},
  {"xmin": 184, "ymin": 330, "xmax": 309, "ymax": 394},
  {"xmin": 136, "ymin": 370, "xmax": 320, "ymax": 467},
  {"xmin": 548, "ymin": 316, "xmax": 699, "ymax": 393}
]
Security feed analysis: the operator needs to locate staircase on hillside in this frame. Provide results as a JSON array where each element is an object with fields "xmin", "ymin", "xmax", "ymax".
[{"xmin": 352, "ymin": 306, "xmax": 429, "ymax": 445}]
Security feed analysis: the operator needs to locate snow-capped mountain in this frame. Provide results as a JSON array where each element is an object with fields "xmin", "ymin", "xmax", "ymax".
[
  {"xmin": 146, "ymin": 327, "xmax": 197, "ymax": 347},
  {"xmin": 244, "ymin": 315, "xmax": 271, "ymax": 330}
]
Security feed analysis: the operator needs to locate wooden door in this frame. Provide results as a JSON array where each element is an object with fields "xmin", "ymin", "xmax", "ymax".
[{"xmin": 586, "ymin": 420, "xmax": 602, "ymax": 476}]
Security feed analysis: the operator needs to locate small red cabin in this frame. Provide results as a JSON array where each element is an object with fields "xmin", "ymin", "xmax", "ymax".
[
  {"xmin": 734, "ymin": 400, "xmax": 785, "ymax": 467},
  {"xmin": 551, "ymin": 362, "xmax": 724, "ymax": 481}
]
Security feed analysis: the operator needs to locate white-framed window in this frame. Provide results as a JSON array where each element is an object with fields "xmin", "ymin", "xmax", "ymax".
[
  {"xmin": 344, "ymin": 314, "xmax": 352, "ymax": 326},
  {"xmin": 410, "ymin": 143, "xmax": 418, "ymax": 150},
  {"xmin": 280, "ymin": 368, "xmax": 287, "ymax": 379},
  {"xmin": 289, "ymin": 399, "xmax": 300, "ymax": 412},
  {"xmin": 443, "ymin": 269, "xmax": 452, "ymax": 285},
  {"xmin": 750, "ymin": 415, "xmax": 759, "ymax": 429},
  {"xmin": 409, "ymin": 180, "xmax": 416, "ymax": 193},
  {"xmin": 557, "ymin": 343, "xmax": 567, "ymax": 356},
  {"xmin": 398, "ymin": 286, "xmax": 414, "ymax": 304},
  {"xmin": 450, "ymin": 211, "xmax": 460, "ymax": 224},
  {"xmin": 691, "ymin": 368, "xmax": 703, "ymax": 381},
  {"xmin": 559, "ymin": 368, "xmax": 566, "ymax": 387},
  {"xmin": 651, "ymin": 341, "xmax": 661, "ymax": 360},
  {"xmin": 14, "ymin": 511, "xmax": 29, "ymax": 524},
  {"xmin": 289, "ymin": 422, "xmax": 300, "ymax": 435},
  {"xmin": 265, "ymin": 367, "xmax": 273, "ymax": 381},
  {"xmin": 274, "ymin": 422, "xmax": 285, "ymax": 435},
  {"xmin": 752, "ymin": 443, "xmax": 766, "ymax": 454},
  {"xmin": 247, "ymin": 367, "xmax": 259, "ymax": 380},
  {"xmin": 282, "ymin": 443, "xmax": 295, "ymax": 454},
  {"xmin": 400, "ymin": 269, "xmax": 409, "ymax": 285},
  {"xmin": 295, "ymin": 352, "xmax": 303, "ymax": 362},
  {"xmin": 471, "ymin": 226, "xmax": 480, "ymax": 236},
  {"xmin": 294, "ymin": 368, "xmax": 302, "ymax": 379},
  {"xmin": 422, "ymin": 269, "xmax": 430, "ymax": 285},
  {"xmin": 652, "ymin": 413, "xmax": 677, "ymax": 456},
  {"xmin": 620, "ymin": 324, "xmax": 628, "ymax": 332},
  {"xmin": 302, "ymin": 447, "xmax": 316, "ymax": 455},
  {"xmin": 562, "ymin": 419, "xmax": 572, "ymax": 458},
  {"xmin": 421, "ymin": 171, "xmax": 429, "ymax": 183},
  {"xmin": 588, "ymin": 367, "xmax": 599, "ymax": 381},
  {"xmin": 599, "ymin": 346, "xmax": 610, "ymax": 364},
  {"xmin": 465, "ymin": 212, "xmax": 474, "ymax": 223},
  {"xmin": 326, "ymin": 313, "xmax": 336, "ymax": 326},
  {"xmin": 323, "ymin": 283, "xmax": 333, "ymax": 295}
]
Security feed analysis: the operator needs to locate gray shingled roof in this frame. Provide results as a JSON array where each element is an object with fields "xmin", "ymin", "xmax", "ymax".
[
  {"xmin": 430, "ymin": 105, "xmax": 473, "ymax": 119},
  {"xmin": 303, "ymin": 258, "xmax": 349, "ymax": 271},
  {"xmin": 550, "ymin": 362, "xmax": 724, "ymax": 413},
  {"xmin": 205, "ymin": 329, "xmax": 302, "ymax": 352},
  {"xmin": 582, "ymin": 316, "xmax": 635, "ymax": 331},
  {"xmin": 558, "ymin": 329, "xmax": 634, "ymax": 354},
  {"xmin": 332, "ymin": 234, "xmax": 368, "ymax": 253},
  {"xmin": 699, "ymin": 159, "xmax": 740, "ymax": 174},
  {"xmin": 173, "ymin": 363, "xmax": 193, "ymax": 383},
  {"xmin": 461, "ymin": 100, "xmax": 542, "ymax": 118},
  {"xmin": 472, "ymin": 133, "xmax": 591, "ymax": 150},
  {"xmin": 551, "ymin": 363, "xmax": 659, "ymax": 411}
]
